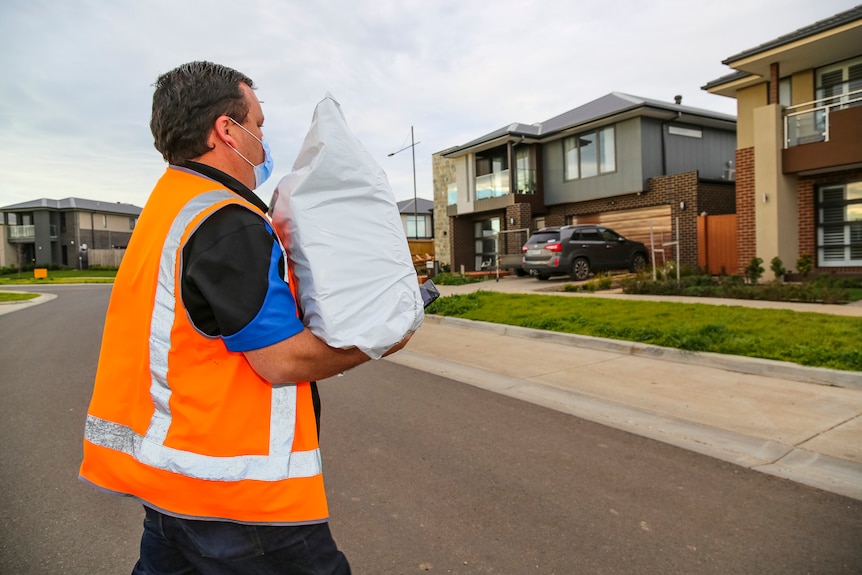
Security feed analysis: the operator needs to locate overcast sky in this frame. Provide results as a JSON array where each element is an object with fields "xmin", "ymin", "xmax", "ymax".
[{"xmin": 0, "ymin": 0, "xmax": 856, "ymax": 209}]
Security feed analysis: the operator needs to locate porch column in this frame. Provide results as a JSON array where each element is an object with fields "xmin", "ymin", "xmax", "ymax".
[{"xmin": 752, "ymin": 104, "xmax": 798, "ymax": 276}]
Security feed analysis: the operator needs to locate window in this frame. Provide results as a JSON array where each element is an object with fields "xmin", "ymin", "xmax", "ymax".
[
  {"xmin": 406, "ymin": 215, "xmax": 427, "ymax": 239},
  {"xmin": 564, "ymin": 126, "xmax": 615, "ymax": 180},
  {"xmin": 578, "ymin": 230, "xmax": 602, "ymax": 242},
  {"xmin": 817, "ymin": 56, "xmax": 862, "ymax": 106},
  {"xmin": 475, "ymin": 147, "xmax": 510, "ymax": 199},
  {"xmin": 817, "ymin": 181, "xmax": 862, "ymax": 267},
  {"xmin": 668, "ymin": 125, "xmax": 702, "ymax": 138},
  {"xmin": 599, "ymin": 127, "xmax": 615, "ymax": 173},
  {"xmin": 779, "ymin": 77, "xmax": 792, "ymax": 107},
  {"xmin": 129, "ymin": 217, "xmax": 137, "ymax": 230},
  {"xmin": 600, "ymin": 229, "xmax": 621, "ymax": 242},
  {"xmin": 580, "ymin": 133, "xmax": 597, "ymax": 178},
  {"xmin": 447, "ymin": 182, "xmax": 458, "ymax": 206},
  {"xmin": 474, "ymin": 217, "xmax": 500, "ymax": 270},
  {"xmin": 564, "ymin": 138, "xmax": 579, "ymax": 179},
  {"xmin": 515, "ymin": 147, "xmax": 535, "ymax": 193},
  {"xmin": 102, "ymin": 214, "xmax": 108, "ymax": 228}
]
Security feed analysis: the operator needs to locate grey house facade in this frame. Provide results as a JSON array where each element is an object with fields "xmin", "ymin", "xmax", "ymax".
[
  {"xmin": 434, "ymin": 93, "xmax": 737, "ymax": 273},
  {"xmin": 1, "ymin": 197, "xmax": 142, "ymax": 269}
]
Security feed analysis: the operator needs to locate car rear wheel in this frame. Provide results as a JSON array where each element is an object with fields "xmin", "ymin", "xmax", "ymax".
[
  {"xmin": 630, "ymin": 253, "xmax": 647, "ymax": 273},
  {"xmin": 570, "ymin": 258, "xmax": 590, "ymax": 281}
]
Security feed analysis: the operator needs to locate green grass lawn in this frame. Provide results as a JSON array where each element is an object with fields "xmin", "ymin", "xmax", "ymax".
[
  {"xmin": 0, "ymin": 292, "xmax": 39, "ymax": 302},
  {"xmin": 0, "ymin": 268, "xmax": 116, "ymax": 284},
  {"xmin": 427, "ymin": 290, "xmax": 862, "ymax": 372}
]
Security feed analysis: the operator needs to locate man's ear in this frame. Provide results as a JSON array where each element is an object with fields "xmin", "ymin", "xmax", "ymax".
[{"xmin": 213, "ymin": 115, "xmax": 237, "ymax": 149}]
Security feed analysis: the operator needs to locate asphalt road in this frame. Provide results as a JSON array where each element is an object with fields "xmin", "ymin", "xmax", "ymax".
[{"xmin": 1, "ymin": 285, "xmax": 860, "ymax": 574}]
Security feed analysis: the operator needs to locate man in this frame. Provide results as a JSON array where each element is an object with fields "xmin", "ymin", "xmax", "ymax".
[{"xmin": 80, "ymin": 61, "xmax": 409, "ymax": 574}]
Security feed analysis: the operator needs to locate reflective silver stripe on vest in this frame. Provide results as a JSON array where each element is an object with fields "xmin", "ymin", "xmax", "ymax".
[{"xmin": 85, "ymin": 189, "xmax": 321, "ymax": 482}]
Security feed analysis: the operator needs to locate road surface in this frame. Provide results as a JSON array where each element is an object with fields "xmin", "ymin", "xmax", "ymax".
[{"xmin": 1, "ymin": 285, "xmax": 859, "ymax": 574}]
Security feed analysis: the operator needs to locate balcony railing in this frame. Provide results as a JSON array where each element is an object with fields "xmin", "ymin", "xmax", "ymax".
[
  {"xmin": 5, "ymin": 224, "xmax": 58, "ymax": 240},
  {"xmin": 7, "ymin": 225, "xmax": 35, "ymax": 240},
  {"xmin": 784, "ymin": 85, "xmax": 862, "ymax": 148},
  {"xmin": 475, "ymin": 170, "xmax": 510, "ymax": 200}
]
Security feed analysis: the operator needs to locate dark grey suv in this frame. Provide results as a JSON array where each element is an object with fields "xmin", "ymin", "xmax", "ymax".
[{"xmin": 522, "ymin": 225, "xmax": 649, "ymax": 281}]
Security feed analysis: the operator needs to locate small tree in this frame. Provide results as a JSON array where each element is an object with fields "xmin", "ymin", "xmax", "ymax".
[
  {"xmin": 770, "ymin": 256, "xmax": 786, "ymax": 282},
  {"xmin": 796, "ymin": 254, "xmax": 813, "ymax": 280},
  {"xmin": 744, "ymin": 257, "xmax": 764, "ymax": 284}
]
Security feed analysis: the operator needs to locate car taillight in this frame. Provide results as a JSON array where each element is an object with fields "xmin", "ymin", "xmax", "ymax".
[
  {"xmin": 522, "ymin": 245, "xmax": 529, "ymax": 253},
  {"xmin": 544, "ymin": 242, "xmax": 562, "ymax": 253}
]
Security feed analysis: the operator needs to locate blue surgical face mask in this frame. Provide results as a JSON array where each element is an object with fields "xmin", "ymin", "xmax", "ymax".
[{"xmin": 227, "ymin": 117, "xmax": 274, "ymax": 188}]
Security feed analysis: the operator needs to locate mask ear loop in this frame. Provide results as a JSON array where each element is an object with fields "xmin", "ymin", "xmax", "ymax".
[{"xmin": 224, "ymin": 116, "xmax": 258, "ymax": 169}]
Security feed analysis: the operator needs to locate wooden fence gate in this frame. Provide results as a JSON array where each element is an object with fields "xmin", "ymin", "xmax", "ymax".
[{"xmin": 697, "ymin": 214, "xmax": 737, "ymax": 275}]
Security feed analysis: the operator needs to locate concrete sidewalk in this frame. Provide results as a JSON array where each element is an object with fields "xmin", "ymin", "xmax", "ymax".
[{"xmin": 385, "ymin": 275, "xmax": 862, "ymax": 501}]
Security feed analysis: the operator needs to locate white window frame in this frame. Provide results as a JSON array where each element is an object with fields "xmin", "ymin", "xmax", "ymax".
[
  {"xmin": 563, "ymin": 126, "xmax": 616, "ymax": 181},
  {"xmin": 817, "ymin": 181, "xmax": 862, "ymax": 267}
]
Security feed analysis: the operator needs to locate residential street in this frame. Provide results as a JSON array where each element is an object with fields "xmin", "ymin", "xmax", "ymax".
[{"xmin": 1, "ymin": 285, "xmax": 860, "ymax": 574}]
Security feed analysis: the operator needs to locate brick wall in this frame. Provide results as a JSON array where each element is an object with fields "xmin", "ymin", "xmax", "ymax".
[
  {"xmin": 647, "ymin": 172, "xmax": 698, "ymax": 268},
  {"xmin": 504, "ymin": 203, "xmax": 532, "ymax": 256},
  {"xmin": 698, "ymin": 182, "xmax": 736, "ymax": 215},
  {"xmin": 797, "ymin": 178, "xmax": 815, "ymax": 267},
  {"xmin": 735, "ymin": 147, "xmax": 756, "ymax": 275}
]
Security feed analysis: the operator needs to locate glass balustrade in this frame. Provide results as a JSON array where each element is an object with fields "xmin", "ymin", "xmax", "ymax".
[{"xmin": 785, "ymin": 85, "xmax": 862, "ymax": 148}]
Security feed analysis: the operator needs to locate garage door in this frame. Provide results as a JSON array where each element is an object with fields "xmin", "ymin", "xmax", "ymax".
[{"xmin": 570, "ymin": 205, "xmax": 672, "ymax": 263}]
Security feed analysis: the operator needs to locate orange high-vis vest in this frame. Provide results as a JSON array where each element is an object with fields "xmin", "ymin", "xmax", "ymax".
[{"xmin": 79, "ymin": 166, "xmax": 327, "ymax": 525}]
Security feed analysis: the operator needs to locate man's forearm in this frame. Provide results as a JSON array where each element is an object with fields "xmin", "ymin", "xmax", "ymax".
[{"xmin": 243, "ymin": 328, "xmax": 373, "ymax": 383}]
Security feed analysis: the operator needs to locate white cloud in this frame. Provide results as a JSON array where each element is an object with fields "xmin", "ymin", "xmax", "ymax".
[{"xmin": 0, "ymin": 0, "xmax": 857, "ymax": 208}]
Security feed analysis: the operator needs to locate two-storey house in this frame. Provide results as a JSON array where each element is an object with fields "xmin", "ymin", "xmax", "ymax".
[
  {"xmin": 434, "ymin": 93, "xmax": 737, "ymax": 273},
  {"xmin": 703, "ymin": 5, "xmax": 862, "ymax": 277},
  {"xmin": 1, "ymin": 197, "xmax": 142, "ymax": 269}
]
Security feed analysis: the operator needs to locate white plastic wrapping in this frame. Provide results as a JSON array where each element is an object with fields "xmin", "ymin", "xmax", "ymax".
[{"xmin": 270, "ymin": 94, "xmax": 423, "ymax": 360}]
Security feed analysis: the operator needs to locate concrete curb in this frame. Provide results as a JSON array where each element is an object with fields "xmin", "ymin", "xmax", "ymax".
[
  {"xmin": 422, "ymin": 315, "xmax": 862, "ymax": 390},
  {"xmin": 0, "ymin": 292, "xmax": 57, "ymax": 316}
]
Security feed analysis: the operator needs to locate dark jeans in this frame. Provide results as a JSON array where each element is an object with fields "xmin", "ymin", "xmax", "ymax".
[{"xmin": 132, "ymin": 506, "xmax": 351, "ymax": 575}]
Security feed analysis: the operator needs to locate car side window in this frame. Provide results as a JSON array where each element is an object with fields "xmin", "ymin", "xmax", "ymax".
[
  {"xmin": 580, "ymin": 230, "xmax": 602, "ymax": 241},
  {"xmin": 601, "ymin": 229, "xmax": 621, "ymax": 242}
]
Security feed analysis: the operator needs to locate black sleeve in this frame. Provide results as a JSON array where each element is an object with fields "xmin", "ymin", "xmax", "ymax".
[{"xmin": 181, "ymin": 205, "xmax": 278, "ymax": 337}]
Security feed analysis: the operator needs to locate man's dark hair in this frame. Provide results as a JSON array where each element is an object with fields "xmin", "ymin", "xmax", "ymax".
[{"xmin": 150, "ymin": 61, "xmax": 256, "ymax": 164}]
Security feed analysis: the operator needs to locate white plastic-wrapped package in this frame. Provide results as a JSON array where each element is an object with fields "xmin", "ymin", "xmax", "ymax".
[{"xmin": 269, "ymin": 94, "xmax": 423, "ymax": 360}]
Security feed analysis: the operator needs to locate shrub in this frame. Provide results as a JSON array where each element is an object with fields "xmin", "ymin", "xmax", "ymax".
[
  {"xmin": 796, "ymin": 254, "xmax": 813, "ymax": 280},
  {"xmin": 596, "ymin": 274, "xmax": 613, "ymax": 290},
  {"xmin": 431, "ymin": 272, "xmax": 483, "ymax": 286},
  {"xmin": 770, "ymin": 257, "xmax": 785, "ymax": 281},
  {"xmin": 744, "ymin": 257, "xmax": 764, "ymax": 284},
  {"xmin": 88, "ymin": 265, "xmax": 119, "ymax": 271}
]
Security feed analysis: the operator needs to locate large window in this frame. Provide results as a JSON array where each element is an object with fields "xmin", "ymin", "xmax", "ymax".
[
  {"xmin": 564, "ymin": 126, "xmax": 615, "ymax": 180},
  {"xmin": 515, "ymin": 147, "xmax": 535, "ymax": 193},
  {"xmin": 474, "ymin": 217, "xmax": 500, "ymax": 270},
  {"xmin": 475, "ymin": 148, "xmax": 510, "ymax": 199},
  {"xmin": 817, "ymin": 181, "xmax": 862, "ymax": 267},
  {"xmin": 817, "ymin": 56, "xmax": 862, "ymax": 107},
  {"xmin": 406, "ymin": 215, "xmax": 428, "ymax": 239}
]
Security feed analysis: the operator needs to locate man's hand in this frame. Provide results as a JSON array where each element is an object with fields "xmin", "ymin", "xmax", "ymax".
[{"xmin": 382, "ymin": 331, "xmax": 414, "ymax": 357}]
